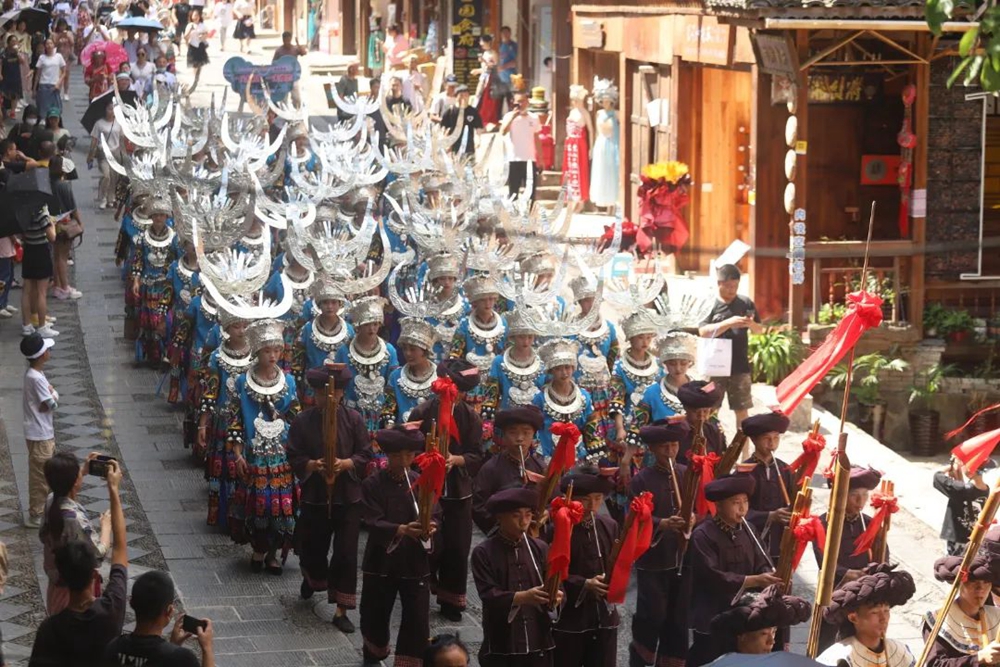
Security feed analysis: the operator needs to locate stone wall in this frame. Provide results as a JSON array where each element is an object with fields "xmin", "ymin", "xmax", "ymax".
[{"xmin": 927, "ymin": 59, "xmax": 982, "ymax": 279}]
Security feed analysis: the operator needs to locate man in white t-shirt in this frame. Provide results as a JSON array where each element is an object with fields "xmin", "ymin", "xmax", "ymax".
[
  {"xmin": 500, "ymin": 91, "xmax": 541, "ymax": 202},
  {"xmin": 20, "ymin": 333, "xmax": 57, "ymax": 527}
]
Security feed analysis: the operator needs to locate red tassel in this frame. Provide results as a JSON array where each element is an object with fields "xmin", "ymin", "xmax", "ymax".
[
  {"xmin": 431, "ymin": 377, "xmax": 460, "ymax": 442},
  {"xmin": 789, "ymin": 433, "xmax": 827, "ymax": 482},
  {"xmin": 945, "ymin": 403, "xmax": 1000, "ymax": 441},
  {"xmin": 777, "ymin": 291, "xmax": 883, "ymax": 416},
  {"xmin": 607, "ymin": 492, "xmax": 655, "ymax": 604},
  {"xmin": 690, "ymin": 453, "xmax": 721, "ymax": 516},
  {"xmin": 791, "ymin": 515, "xmax": 826, "ymax": 570},
  {"xmin": 851, "ymin": 492, "xmax": 899, "ymax": 557},
  {"xmin": 547, "ymin": 497, "xmax": 584, "ymax": 582},
  {"xmin": 951, "ymin": 428, "xmax": 1000, "ymax": 475},
  {"xmin": 412, "ymin": 450, "xmax": 447, "ymax": 504},
  {"xmin": 549, "ymin": 423, "xmax": 581, "ymax": 476}
]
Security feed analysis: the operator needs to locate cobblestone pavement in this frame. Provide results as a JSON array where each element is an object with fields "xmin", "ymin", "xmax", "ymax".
[{"xmin": 0, "ymin": 56, "xmax": 953, "ymax": 667}]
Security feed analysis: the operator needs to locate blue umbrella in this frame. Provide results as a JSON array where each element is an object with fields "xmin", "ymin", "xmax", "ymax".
[{"xmin": 115, "ymin": 16, "xmax": 164, "ymax": 32}]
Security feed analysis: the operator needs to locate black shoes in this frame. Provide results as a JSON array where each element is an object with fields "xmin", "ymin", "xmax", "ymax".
[
  {"xmin": 331, "ymin": 613, "xmax": 356, "ymax": 634},
  {"xmin": 300, "ymin": 579, "xmax": 314, "ymax": 600},
  {"xmin": 439, "ymin": 603, "xmax": 463, "ymax": 622}
]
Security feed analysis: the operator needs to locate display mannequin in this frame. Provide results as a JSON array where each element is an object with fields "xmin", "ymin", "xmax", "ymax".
[
  {"xmin": 562, "ymin": 84, "xmax": 593, "ymax": 205},
  {"xmin": 590, "ymin": 77, "xmax": 620, "ymax": 211}
]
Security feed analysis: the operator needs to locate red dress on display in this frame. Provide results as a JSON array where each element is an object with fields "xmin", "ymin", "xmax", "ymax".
[{"xmin": 562, "ymin": 117, "xmax": 590, "ymax": 202}]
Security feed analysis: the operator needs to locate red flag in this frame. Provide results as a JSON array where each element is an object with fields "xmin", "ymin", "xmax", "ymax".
[
  {"xmin": 690, "ymin": 452, "xmax": 721, "ymax": 516},
  {"xmin": 776, "ymin": 291, "xmax": 883, "ymax": 415},
  {"xmin": 547, "ymin": 497, "xmax": 584, "ymax": 582},
  {"xmin": 789, "ymin": 433, "xmax": 827, "ymax": 483},
  {"xmin": 607, "ymin": 492, "xmax": 655, "ymax": 604},
  {"xmin": 952, "ymin": 428, "xmax": 1000, "ymax": 475},
  {"xmin": 431, "ymin": 377, "xmax": 460, "ymax": 442},
  {"xmin": 549, "ymin": 423, "xmax": 581, "ymax": 477},
  {"xmin": 412, "ymin": 450, "xmax": 447, "ymax": 504},
  {"xmin": 852, "ymin": 491, "xmax": 899, "ymax": 557},
  {"xmin": 792, "ymin": 514, "xmax": 826, "ymax": 570}
]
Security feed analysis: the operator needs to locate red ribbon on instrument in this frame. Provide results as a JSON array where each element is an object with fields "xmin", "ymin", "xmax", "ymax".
[
  {"xmin": 607, "ymin": 492, "xmax": 654, "ymax": 604},
  {"xmin": 776, "ymin": 291, "xmax": 883, "ymax": 416},
  {"xmin": 946, "ymin": 403, "xmax": 1000, "ymax": 475},
  {"xmin": 549, "ymin": 423, "xmax": 581, "ymax": 478},
  {"xmin": 431, "ymin": 377, "xmax": 460, "ymax": 442},
  {"xmin": 412, "ymin": 450, "xmax": 447, "ymax": 504},
  {"xmin": 791, "ymin": 515, "xmax": 826, "ymax": 570},
  {"xmin": 547, "ymin": 497, "xmax": 585, "ymax": 582},
  {"xmin": 789, "ymin": 433, "xmax": 827, "ymax": 482},
  {"xmin": 690, "ymin": 452, "xmax": 721, "ymax": 516},
  {"xmin": 851, "ymin": 491, "xmax": 899, "ymax": 557}
]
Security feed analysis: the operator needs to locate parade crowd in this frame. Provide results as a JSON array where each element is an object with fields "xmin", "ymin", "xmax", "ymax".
[{"xmin": 3, "ymin": 1, "xmax": 1000, "ymax": 667}]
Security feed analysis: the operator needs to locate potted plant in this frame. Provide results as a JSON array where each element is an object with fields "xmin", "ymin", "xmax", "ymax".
[
  {"xmin": 749, "ymin": 325, "xmax": 805, "ymax": 386},
  {"xmin": 923, "ymin": 302, "xmax": 947, "ymax": 338},
  {"xmin": 909, "ymin": 364, "xmax": 953, "ymax": 456},
  {"xmin": 966, "ymin": 390, "xmax": 1000, "ymax": 437},
  {"xmin": 827, "ymin": 351, "xmax": 910, "ymax": 442},
  {"xmin": 939, "ymin": 309, "xmax": 976, "ymax": 344}
]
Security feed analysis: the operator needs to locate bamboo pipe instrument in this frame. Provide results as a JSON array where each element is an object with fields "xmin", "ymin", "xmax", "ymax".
[
  {"xmin": 714, "ymin": 430, "xmax": 748, "ymax": 477},
  {"xmin": 545, "ymin": 482, "xmax": 574, "ymax": 611},
  {"xmin": 417, "ymin": 421, "xmax": 438, "ymax": 539},
  {"xmin": 323, "ymin": 371, "xmax": 342, "ymax": 519},
  {"xmin": 776, "ymin": 487, "xmax": 813, "ymax": 593},
  {"xmin": 871, "ymin": 480, "xmax": 894, "ymax": 564},
  {"xmin": 794, "ymin": 420, "xmax": 823, "ymax": 491},
  {"xmin": 668, "ymin": 458, "xmax": 683, "ymax": 511},
  {"xmin": 916, "ymin": 480, "xmax": 1000, "ymax": 667},
  {"xmin": 607, "ymin": 495, "xmax": 638, "ymax": 575},
  {"xmin": 676, "ymin": 416, "xmax": 707, "ymax": 568}
]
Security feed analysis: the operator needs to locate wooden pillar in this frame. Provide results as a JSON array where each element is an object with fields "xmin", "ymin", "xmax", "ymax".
[
  {"xmin": 517, "ymin": 0, "xmax": 529, "ymax": 80},
  {"xmin": 911, "ymin": 33, "xmax": 929, "ymax": 335},
  {"xmin": 747, "ymin": 63, "xmax": 760, "ymax": 300},
  {"xmin": 551, "ymin": 0, "xmax": 571, "ymax": 169},
  {"xmin": 619, "ymin": 51, "xmax": 628, "ymax": 212},
  {"xmin": 789, "ymin": 29, "xmax": 809, "ymax": 329}
]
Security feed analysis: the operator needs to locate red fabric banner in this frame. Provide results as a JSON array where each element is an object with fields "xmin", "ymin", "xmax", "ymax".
[
  {"xmin": 851, "ymin": 491, "xmax": 899, "ymax": 557},
  {"xmin": 792, "ymin": 515, "xmax": 826, "ymax": 570},
  {"xmin": 776, "ymin": 291, "xmax": 884, "ymax": 416},
  {"xmin": 431, "ymin": 377, "xmax": 460, "ymax": 442},
  {"xmin": 547, "ymin": 497, "xmax": 585, "ymax": 582},
  {"xmin": 607, "ymin": 492, "xmax": 654, "ymax": 604},
  {"xmin": 690, "ymin": 452, "xmax": 721, "ymax": 516},
  {"xmin": 412, "ymin": 450, "xmax": 447, "ymax": 504},
  {"xmin": 789, "ymin": 433, "xmax": 827, "ymax": 483},
  {"xmin": 951, "ymin": 427, "xmax": 1000, "ymax": 475},
  {"xmin": 549, "ymin": 423, "xmax": 582, "ymax": 478}
]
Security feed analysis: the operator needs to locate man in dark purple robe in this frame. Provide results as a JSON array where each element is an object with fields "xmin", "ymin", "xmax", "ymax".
[
  {"xmin": 546, "ymin": 467, "xmax": 619, "ymax": 667},
  {"xmin": 741, "ymin": 410, "xmax": 794, "ymax": 561},
  {"xmin": 628, "ymin": 418, "xmax": 691, "ymax": 667},
  {"xmin": 473, "ymin": 406, "xmax": 547, "ymax": 534},
  {"xmin": 676, "ymin": 381, "xmax": 726, "ymax": 463},
  {"xmin": 287, "ymin": 364, "xmax": 373, "ymax": 633},
  {"xmin": 472, "ymin": 487, "xmax": 561, "ymax": 667},
  {"xmin": 687, "ymin": 475, "xmax": 780, "ymax": 667},
  {"xmin": 358, "ymin": 423, "xmax": 440, "ymax": 666},
  {"xmin": 409, "ymin": 358, "xmax": 485, "ymax": 622}
]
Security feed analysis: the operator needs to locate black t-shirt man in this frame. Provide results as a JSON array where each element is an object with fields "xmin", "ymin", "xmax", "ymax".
[
  {"xmin": 442, "ymin": 103, "xmax": 483, "ymax": 155},
  {"xmin": 701, "ymin": 294, "xmax": 760, "ymax": 375},
  {"xmin": 103, "ymin": 634, "xmax": 200, "ymax": 667}
]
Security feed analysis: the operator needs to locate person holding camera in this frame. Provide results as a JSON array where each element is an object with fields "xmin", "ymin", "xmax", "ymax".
[
  {"xmin": 37, "ymin": 451, "xmax": 115, "ymax": 614},
  {"xmin": 102, "ymin": 570, "xmax": 215, "ymax": 667},
  {"xmin": 30, "ymin": 456, "xmax": 127, "ymax": 667}
]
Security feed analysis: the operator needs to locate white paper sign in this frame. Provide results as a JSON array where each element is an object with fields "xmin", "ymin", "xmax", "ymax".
[
  {"xmin": 646, "ymin": 98, "xmax": 669, "ymax": 128},
  {"xmin": 715, "ymin": 239, "xmax": 751, "ymax": 268}
]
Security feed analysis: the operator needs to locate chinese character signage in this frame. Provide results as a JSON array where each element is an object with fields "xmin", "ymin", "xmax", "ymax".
[
  {"xmin": 808, "ymin": 73, "xmax": 879, "ymax": 103},
  {"xmin": 452, "ymin": 0, "xmax": 483, "ymax": 87},
  {"xmin": 789, "ymin": 209, "xmax": 806, "ymax": 285}
]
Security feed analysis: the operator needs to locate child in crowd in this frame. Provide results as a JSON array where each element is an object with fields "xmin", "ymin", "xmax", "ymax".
[{"xmin": 21, "ymin": 332, "xmax": 57, "ymax": 528}]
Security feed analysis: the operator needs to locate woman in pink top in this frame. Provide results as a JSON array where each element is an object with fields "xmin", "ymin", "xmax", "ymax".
[{"xmin": 382, "ymin": 24, "xmax": 407, "ymax": 70}]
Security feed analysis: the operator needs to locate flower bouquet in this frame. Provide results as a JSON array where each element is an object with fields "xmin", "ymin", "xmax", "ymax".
[{"xmin": 638, "ymin": 161, "xmax": 692, "ymax": 252}]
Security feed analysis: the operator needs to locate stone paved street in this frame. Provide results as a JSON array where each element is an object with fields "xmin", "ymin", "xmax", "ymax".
[{"xmin": 0, "ymin": 45, "xmax": 960, "ymax": 667}]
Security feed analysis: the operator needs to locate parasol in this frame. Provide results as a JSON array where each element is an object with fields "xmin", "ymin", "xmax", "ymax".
[
  {"xmin": 0, "ymin": 9, "xmax": 19, "ymax": 28},
  {"xmin": 81, "ymin": 87, "xmax": 137, "ymax": 134},
  {"xmin": 16, "ymin": 7, "xmax": 51, "ymax": 34},
  {"xmin": 80, "ymin": 41, "xmax": 128, "ymax": 70},
  {"xmin": 115, "ymin": 16, "xmax": 164, "ymax": 32}
]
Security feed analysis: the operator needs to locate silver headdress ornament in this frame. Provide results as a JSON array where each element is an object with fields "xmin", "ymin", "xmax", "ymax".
[
  {"xmin": 519, "ymin": 252, "xmax": 556, "ymax": 277},
  {"xmin": 387, "ymin": 258, "xmax": 457, "ymax": 319},
  {"xmin": 655, "ymin": 331, "xmax": 697, "ymax": 363},
  {"xmin": 217, "ymin": 308, "xmax": 250, "ymax": 330},
  {"xmin": 505, "ymin": 308, "xmax": 537, "ymax": 338},
  {"xmin": 538, "ymin": 338, "xmax": 580, "ymax": 371},
  {"xmin": 464, "ymin": 274, "xmax": 500, "ymax": 303},
  {"xmin": 349, "ymin": 295, "xmax": 386, "ymax": 327},
  {"xmin": 397, "ymin": 317, "xmax": 438, "ymax": 352},
  {"xmin": 427, "ymin": 253, "xmax": 462, "ymax": 282},
  {"xmin": 310, "ymin": 274, "xmax": 345, "ymax": 304},
  {"xmin": 592, "ymin": 77, "xmax": 620, "ymax": 104},
  {"xmin": 172, "ymin": 187, "xmax": 255, "ymax": 251},
  {"xmin": 569, "ymin": 276, "xmax": 597, "ymax": 303},
  {"xmin": 246, "ymin": 318, "xmax": 285, "ymax": 355},
  {"xmin": 621, "ymin": 308, "xmax": 660, "ymax": 340}
]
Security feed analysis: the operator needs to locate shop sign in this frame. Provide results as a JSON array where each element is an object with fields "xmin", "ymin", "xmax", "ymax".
[
  {"xmin": 451, "ymin": 0, "xmax": 483, "ymax": 87},
  {"xmin": 222, "ymin": 56, "xmax": 301, "ymax": 102},
  {"xmin": 578, "ymin": 19, "xmax": 604, "ymax": 50},
  {"xmin": 680, "ymin": 16, "xmax": 732, "ymax": 66},
  {"xmin": 808, "ymin": 73, "xmax": 866, "ymax": 103},
  {"xmin": 789, "ymin": 215, "xmax": 806, "ymax": 285},
  {"xmin": 751, "ymin": 31, "xmax": 798, "ymax": 79}
]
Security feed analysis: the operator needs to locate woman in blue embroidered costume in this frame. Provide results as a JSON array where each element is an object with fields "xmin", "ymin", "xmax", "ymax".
[
  {"xmin": 631, "ymin": 331, "xmax": 697, "ymax": 434},
  {"xmin": 481, "ymin": 308, "xmax": 545, "ymax": 453},
  {"xmin": 263, "ymin": 253, "xmax": 315, "ymax": 372},
  {"xmin": 163, "ymin": 239, "xmax": 201, "ymax": 404},
  {"xmin": 532, "ymin": 338, "xmax": 601, "ymax": 461},
  {"xmin": 450, "ymin": 274, "xmax": 506, "ymax": 414},
  {"xmin": 169, "ymin": 292, "xmax": 221, "ymax": 454},
  {"xmin": 128, "ymin": 198, "xmax": 179, "ymax": 365},
  {"xmin": 610, "ymin": 309, "xmax": 663, "ymax": 428},
  {"xmin": 515, "ymin": 252, "xmax": 566, "ymax": 319},
  {"xmin": 291, "ymin": 275, "xmax": 353, "ymax": 407},
  {"xmin": 200, "ymin": 310, "xmax": 252, "ymax": 527},
  {"xmin": 423, "ymin": 253, "xmax": 469, "ymax": 362},
  {"xmin": 334, "ymin": 295, "xmax": 399, "ymax": 441},
  {"xmin": 816, "ymin": 564, "xmax": 916, "ymax": 667},
  {"xmin": 570, "ymin": 276, "xmax": 620, "ymax": 455},
  {"xmin": 226, "ymin": 318, "xmax": 301, "ymax": 574},
  {"xmin": 382, "ymin": 317, "xmax": 437, "ymax": 426}
]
